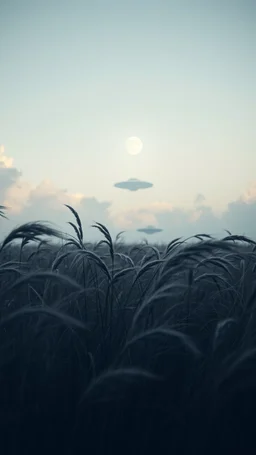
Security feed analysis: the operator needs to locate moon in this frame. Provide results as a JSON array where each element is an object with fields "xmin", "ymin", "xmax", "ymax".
[{"xmin": 126, "ymin": 136, "xmax": 143, "ymax": 155}]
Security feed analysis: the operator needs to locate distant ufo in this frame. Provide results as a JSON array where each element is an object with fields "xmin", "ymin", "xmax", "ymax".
[
  {"xmin": 137, "ymin": 225, "xmax": 163, "ymax": 235},
  {"xmin": 114, "ymin": 178, "xmax": 153, "ymax": 192}
]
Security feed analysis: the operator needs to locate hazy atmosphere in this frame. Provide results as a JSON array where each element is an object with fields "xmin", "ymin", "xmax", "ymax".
[
  {"xmin": 2, "ymin": 4, "xmax": 256, "ymax": 453},
  {"xmin": 1, "ymin": 0, "xmax": 255, "ymax": 241}
]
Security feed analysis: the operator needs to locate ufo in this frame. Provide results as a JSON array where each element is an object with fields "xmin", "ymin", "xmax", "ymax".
[
  {"xmin": 137, "ymin": 225, "xmax": 163, "ymax": 235},
  {"xmin": 114, "ymin": 178, "xmax": 153, "ymax": 192}
]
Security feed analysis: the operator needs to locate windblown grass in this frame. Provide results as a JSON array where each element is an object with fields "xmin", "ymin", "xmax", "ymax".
[
  {"xmin": 0, "ymin": 204, "xmax": 256, "ymax": 454},
  {"xmin": 0, "ymin": 205, "xmax": 7, "ymax": 219}
]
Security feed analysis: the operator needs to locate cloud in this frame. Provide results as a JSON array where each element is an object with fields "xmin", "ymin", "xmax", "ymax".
[
  {"xmin": 111, "ymin": 201, "xmax": 173, "ymax": 231},
  {"xmin": 241, "ymin": 182, "xmax": 256, "ymax": 203},
  {"xmin": 222, "ymin": 199, "xmax": 256, "ymax": 238},
  {"xmin": 79, "ymin": 197, "xmax": 113, "ymax": 234},
  {"xmin": 0, "ymin": 145, "xmax": 14, "ymax": 168},
  {"xmin": 4, "ymin": 181, "xmax": 32, "ymax": 214},
  {"xmin": 0, "ymin": 167, "xmax": 21, "ymax": 194},
  {"xmin": 5, "ymin": 181, "xmax": 114, "ymax": 240},
  {"xmin": 194, "ymin": 193, "xmax": 206, "ymax": 206},
  {"xmin": 0, "ymin": 147, "xmax": 115, "ymax": 240},
  {"xmin": 113, "ymin": 199, "xmax": 256, "ymax": 241},
  {"xmin": 0, "ymin": 145, "xmax": 22, "ymax": 203},
  {"xmin": 113, "ymin": 210, "xmax": 157, "ymax": 230},
  {"xmin": 0, "ymin": 145, "xmax": 256, "ymax": 241}
]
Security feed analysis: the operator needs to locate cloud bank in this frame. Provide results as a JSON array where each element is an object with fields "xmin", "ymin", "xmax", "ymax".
[{"xmin": 0, "ymin": 145, "xmax": 256, "ymax": 242}]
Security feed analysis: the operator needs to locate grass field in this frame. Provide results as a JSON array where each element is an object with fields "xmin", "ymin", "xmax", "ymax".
[{"xmin": 0, "ymin": 204, "xmax": 256, "ymax": 454}]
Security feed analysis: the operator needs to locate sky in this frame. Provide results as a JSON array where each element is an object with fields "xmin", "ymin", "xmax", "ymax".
[{"xmin": 0, "ymin": 0, "xmax": 256, "ymax": 242}]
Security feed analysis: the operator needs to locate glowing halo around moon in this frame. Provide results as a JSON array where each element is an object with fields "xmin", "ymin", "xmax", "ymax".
[{"xmin": 126, "ymin": 136, "xmax": 143, "ymax": 155}]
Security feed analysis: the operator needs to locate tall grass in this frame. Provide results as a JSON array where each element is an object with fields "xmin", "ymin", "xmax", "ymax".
[
  {"xmin": 0, "ymin": 205, "xmax": 7, "ymax": 219},
  {"xmin": 0, "ymin": 204, "xmax": 256, "ymax": 454}
]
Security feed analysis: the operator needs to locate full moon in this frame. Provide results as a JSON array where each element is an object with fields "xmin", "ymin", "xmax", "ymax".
[{"xmin": 126, "ymin": 137, "xmax": 143, "ymax": 155}]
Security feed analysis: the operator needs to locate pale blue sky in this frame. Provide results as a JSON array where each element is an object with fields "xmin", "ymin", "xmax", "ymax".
[{"xmin": 0, "ymin": 0, "xmax": 255, "ymax": 240}]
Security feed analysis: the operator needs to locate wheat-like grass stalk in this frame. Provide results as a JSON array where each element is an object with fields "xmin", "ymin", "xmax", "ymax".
[{"xmin": 0, "ymin": 205, "xmax": 7, "ymax": 219}]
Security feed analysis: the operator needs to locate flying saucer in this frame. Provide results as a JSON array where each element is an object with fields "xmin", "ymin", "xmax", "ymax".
[
  {"xmin": 137, "ymin": 225, "xmax": 163, "ymax": 235},
  {"xmin": 114, "ymin": 178, "xmax": 153, "ymax": 192}
]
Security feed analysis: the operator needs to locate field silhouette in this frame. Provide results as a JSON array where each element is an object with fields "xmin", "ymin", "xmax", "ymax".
[{"xmin": 0, "ymin": 205, "xmax": 256, "ymax": 454}]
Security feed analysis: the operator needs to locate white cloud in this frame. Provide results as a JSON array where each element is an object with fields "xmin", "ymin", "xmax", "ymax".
[
  {"xmin": 241, "ymin": 182, "xmax": 256, "ymax": 203},
  {"xmin": 4, "ymin": 181, "xmax": 32, "ymax": 214},
  {"xmin": 0, "ymin": 145, "xmax": 256, "ymax": 241},
  {"xmin": 0, "ymin": 144, "xmax": 14, "ymax": 168}
]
